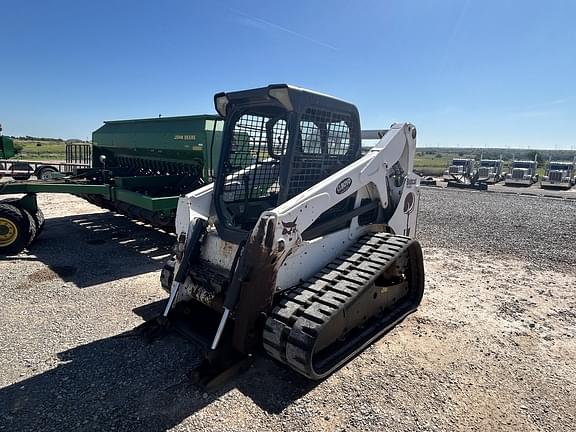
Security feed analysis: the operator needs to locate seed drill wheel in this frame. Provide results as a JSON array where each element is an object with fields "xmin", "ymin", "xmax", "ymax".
[
  {"xmin": 0, "ymin": 198, "xmax": 44, "ymax": 241},
  {"xmin": 0, "ymin": 203, "xmax": 35, "ymax": 255},
  {"xmin": 34, "ymin": 208, "xmax": 45, "ymax": 235}
]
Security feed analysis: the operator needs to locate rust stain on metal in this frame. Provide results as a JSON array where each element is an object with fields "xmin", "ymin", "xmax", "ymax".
[
  {"xmin": 265, "ymin": 218, "xmax": 275, "ymax": 248},
  {"xmin": 182, "ymin": 276, "xmax": 223, "ymax": 310},
  {"xmin": 232, "ymin": 215, "xmax": 282, "ymax": 353}
]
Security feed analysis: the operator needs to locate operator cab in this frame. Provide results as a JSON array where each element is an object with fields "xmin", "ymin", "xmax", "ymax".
[{"xmin": 213, "ymin": 84, "xmax": 361, "ymax": 243}]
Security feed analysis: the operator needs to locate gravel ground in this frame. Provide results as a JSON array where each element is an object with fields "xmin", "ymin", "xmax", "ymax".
[
  {"xmin": 418, "ymin": 187, "xmax": 576, "ymax": 268},
  {"xmin": 0, "ymin": 189, "xmax": 575, "ymax": 432}
]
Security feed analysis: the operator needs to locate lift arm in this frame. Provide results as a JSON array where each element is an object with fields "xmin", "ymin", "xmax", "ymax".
[{"xmin": 261, "ymin": 122, "xmax": 418, "ymax": 253}]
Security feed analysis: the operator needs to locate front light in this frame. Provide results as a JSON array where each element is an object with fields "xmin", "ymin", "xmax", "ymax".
[
  {"xmin": 268, "ymin": 87, "xmax": 294, "ymax": 111},
  {"xmin": 214, "ymin": 94, "xmax": 229, "ymax": 117}
]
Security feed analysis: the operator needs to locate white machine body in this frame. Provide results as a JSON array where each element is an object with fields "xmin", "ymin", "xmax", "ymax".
[{"xmin": 174, "ymin": 123, "xmax": 420, "ymax": 303}]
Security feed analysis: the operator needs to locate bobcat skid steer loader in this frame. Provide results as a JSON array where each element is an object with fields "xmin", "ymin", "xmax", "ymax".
[{"xmin": 153, "ymin": 84, "xmax": 425, "ymax": 387}]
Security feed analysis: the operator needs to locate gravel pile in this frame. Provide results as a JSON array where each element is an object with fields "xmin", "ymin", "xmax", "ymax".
[
  {"xmin": 418, "ymin": 188, "xmax": 576, "ymax": 270},
  {"xmin": 0, "ymin": 192, "xmax": 574, "ymax": 431}
]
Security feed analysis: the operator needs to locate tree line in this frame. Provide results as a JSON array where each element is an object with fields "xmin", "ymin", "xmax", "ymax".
[{"xmin": 8, "ymin": 136, "xmax": 89, "ymax": 144}]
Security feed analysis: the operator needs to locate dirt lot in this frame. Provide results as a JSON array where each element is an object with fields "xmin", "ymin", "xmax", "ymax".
[{"xmin": 0, "ymin": 189, "xmax": 575, "ymax": 432}]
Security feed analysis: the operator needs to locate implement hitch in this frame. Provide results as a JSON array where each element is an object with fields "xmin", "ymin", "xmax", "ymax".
[{"xmin": 134, "ymin": 218, "xmax": 253, "ymax": 390}]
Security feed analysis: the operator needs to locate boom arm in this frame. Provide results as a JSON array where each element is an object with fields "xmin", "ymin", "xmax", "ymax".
[{"xmin": 261, "ymin": 122, "xmax": 418, "ymax": 253}]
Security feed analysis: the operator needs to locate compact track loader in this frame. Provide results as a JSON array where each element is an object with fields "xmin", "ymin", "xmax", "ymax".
[{"xmin": 153, "ymin": 85, "xmax": 425, "ymax": 386}]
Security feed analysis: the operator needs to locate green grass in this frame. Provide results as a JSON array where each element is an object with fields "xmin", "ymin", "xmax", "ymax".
[
  {"xmin": 414, "ymin": 154, "xmax": 452, "ymax": 176},
  {"xmin": 12, "ymin": 140, "xmax": 67, "ymax": 160}
]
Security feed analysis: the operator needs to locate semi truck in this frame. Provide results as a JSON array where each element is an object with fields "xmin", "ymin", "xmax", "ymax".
[
  {"xmin": 505, "ymin": 156, "xmax": 538, "ymax": 186},
  {"xmin": 442, "ymin": 158, "xmax": 475, "ymax": 181},
  {"xmin": 541, "ymin": 159, "xmax": 575, "ymax": 189},
  {"xmin": 477, "ymin": 157, "xmax": 504, "ymax": 183}
]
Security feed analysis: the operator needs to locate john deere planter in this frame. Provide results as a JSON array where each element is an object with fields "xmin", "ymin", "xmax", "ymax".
[{"xmin": 0, "ymin": 115, "xmax": 226, "ymax": 255}]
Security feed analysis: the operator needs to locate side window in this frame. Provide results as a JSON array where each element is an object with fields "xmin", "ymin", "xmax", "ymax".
[
  {"xmin": 270, "ymin": 118, "xmax": 289, "ymax": 157},
  {"xmin": 327, "ymin": 120, "xmax": 350, "ymax": 155},
  {"xmin": 299, "ymin": 121, "xmax": 322, "ymax": 154}
]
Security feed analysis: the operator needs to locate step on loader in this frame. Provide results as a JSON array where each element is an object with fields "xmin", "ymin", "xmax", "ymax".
[{"xmin": 148, "ymin": 84, "xmax": 425, "ymax": 387}]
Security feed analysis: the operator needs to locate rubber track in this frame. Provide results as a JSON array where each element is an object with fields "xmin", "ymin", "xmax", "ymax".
[{"xmin": 262, "ymin": 232, "xmax": 420, "ymax": 379}]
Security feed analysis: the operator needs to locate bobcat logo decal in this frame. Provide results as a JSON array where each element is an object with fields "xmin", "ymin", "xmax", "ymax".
[
  {"xmin": 281, "ymin": 218, "xmax": 298, "ymax": 235},
  {"xmin": 336, "ymin": 177, "xmax": 352, "ymax": 195}
]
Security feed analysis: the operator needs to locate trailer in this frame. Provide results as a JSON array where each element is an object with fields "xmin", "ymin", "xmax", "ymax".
[
  {"xmin": 0, "ymin": 150, "xmax": 92, "ymax": 180},
  {"xmin": 0, "ymin": 134, "xmax": 91, "ymax": 180},
  {"xmin": 0, "ymin": 115, "xmax": 225, "ymax": 255},
  {"xmin": 446, "ymin": 170, "xmax": 488, "ymax": 190}
]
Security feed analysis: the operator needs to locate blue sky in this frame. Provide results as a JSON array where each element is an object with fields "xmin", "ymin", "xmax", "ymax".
[{"xmin": 1, "ymin": 0, "xmax": 575, "ymax": 149}]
